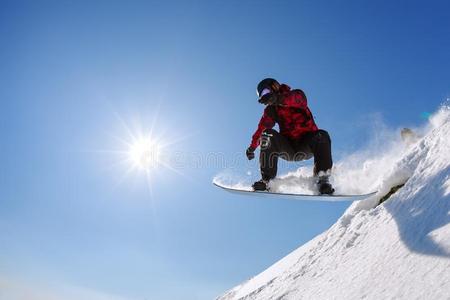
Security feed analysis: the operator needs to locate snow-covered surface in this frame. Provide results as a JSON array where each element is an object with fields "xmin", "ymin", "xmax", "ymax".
[{"xmin": 218, "ymin": 105, "xmax": 450, "ymax": 300}]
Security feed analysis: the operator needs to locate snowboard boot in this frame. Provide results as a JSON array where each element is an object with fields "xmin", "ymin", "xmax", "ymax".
[
  {"xmin": 317, "ymin": 176, "xmax": 334, "ymax": 195},
  {"xmin": 252, "ymin": 179, "xmax": 270, "ymax": 191}
]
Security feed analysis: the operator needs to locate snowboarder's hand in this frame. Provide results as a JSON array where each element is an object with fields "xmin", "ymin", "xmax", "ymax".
[{"xmin": 246, "ymin": 147, "xmax": 255, "ymax": 160}]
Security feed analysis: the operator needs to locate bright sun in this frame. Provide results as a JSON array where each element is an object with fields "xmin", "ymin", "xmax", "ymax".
[
  {"xmin": 105, "ymin": 111, "xmax": 189, "ymax": 194},
  {"xmin": 128, "ymin": 137, "xmax": 161, "ymax": 170}
]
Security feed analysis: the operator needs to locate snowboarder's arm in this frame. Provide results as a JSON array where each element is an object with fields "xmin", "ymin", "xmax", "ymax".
[
  {"xmin": 279, "ymin": 89, "xmax": 308, "ymax": 109},
  {"xmin": 250, "ymin": 108, "xmax": 276, "ymax": 149}
]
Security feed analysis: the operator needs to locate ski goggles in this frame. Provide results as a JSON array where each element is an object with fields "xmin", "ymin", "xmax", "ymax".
[{"xmin": 258, "ymin": 88, "xmax": 272, "ymax": 98}]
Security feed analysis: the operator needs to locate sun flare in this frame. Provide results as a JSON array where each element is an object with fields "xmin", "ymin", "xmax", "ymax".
[
  {"xmin": 103, "ymin": 111, "xmax": 192, "ymax": 195},
  {"xmin": 128, "ymin": 137, "xmax": 161, "ymax": 170}
]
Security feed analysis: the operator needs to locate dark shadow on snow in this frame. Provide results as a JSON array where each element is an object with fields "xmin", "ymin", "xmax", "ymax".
[{"xmin": 385, "ymin": 166, "xmax": 450, "ymax": 258}]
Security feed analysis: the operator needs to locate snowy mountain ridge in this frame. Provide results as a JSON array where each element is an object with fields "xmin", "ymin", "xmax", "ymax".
[{"xmin": 218, "ymin": 105, "xmax": 450, "ymax": 300}]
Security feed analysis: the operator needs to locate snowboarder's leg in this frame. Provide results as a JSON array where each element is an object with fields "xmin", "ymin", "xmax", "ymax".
[
  {"xmin": 295, "ymin": 130, "xmax": 334, "ymax": 194},
  {"xmin": 259, "ymin": 129, "xmax": 295, "ymax": 181},
  {"xmin": 311, "ymin": 130, "xmax": 333, "ymax": 194},
  {"xmin": 293, "ymin": 129, "xmax": 333, "ymax": 175},
  {"xmin": 310, "ymin": 129, "xmax": 333, "ymax": 176}
]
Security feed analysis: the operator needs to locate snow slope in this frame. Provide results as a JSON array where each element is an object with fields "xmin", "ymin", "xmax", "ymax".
[{"xmin": 218, "ymin": 106, "xmax": 450, "ymax": 300}]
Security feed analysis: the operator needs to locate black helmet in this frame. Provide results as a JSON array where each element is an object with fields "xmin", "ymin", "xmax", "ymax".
[{"xmin": 256, "ymin": 78, "xmax": 279, "ymax": 98}]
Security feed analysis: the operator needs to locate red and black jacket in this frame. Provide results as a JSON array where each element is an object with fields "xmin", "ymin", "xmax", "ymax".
[{"xmin": 250, "ymin": 84, "xmax": 318, "ymax": 149}]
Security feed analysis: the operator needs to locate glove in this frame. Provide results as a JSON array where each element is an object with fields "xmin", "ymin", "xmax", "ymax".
[
  {"xmin": 258, "ymin": 92, "xmax": 281, "ymax": 106},
  {"xmin": 246, "ymin": 147, "xmax": 255, "ymax": 160}
]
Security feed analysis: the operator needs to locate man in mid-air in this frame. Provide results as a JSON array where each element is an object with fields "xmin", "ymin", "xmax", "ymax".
[{"xmin": 246, "ymin": 78, "xmax": 334, "ymax": 194}]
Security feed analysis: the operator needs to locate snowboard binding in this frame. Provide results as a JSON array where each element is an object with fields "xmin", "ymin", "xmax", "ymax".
[
  {"xmin": 317, "ymin": 176, "xmax": 335, "ymax": 195},
  {"xmin": 252, "ymin": 179, "xmax": 270, "ymax": 191}
]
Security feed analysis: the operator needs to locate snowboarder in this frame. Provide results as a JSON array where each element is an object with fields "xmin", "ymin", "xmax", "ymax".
[{"xmin": 246, "ymin": 78, "xmax": 334, "ymax": 194}]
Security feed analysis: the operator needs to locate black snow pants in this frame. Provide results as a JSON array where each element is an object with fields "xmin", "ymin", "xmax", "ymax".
[{"xmin": 259, "ymin": 129, "xmax": 333, "ymax": 181}]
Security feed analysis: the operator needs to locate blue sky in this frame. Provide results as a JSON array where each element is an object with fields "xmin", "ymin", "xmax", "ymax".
[{"xmin": 0, "ymin": 0, "xmax": 449, "ymax": 299}]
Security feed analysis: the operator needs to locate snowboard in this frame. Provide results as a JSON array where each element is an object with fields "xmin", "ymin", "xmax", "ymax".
[{"xmin": 213, "ymin": 182, "xmax": 377, "ymax": 202}]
